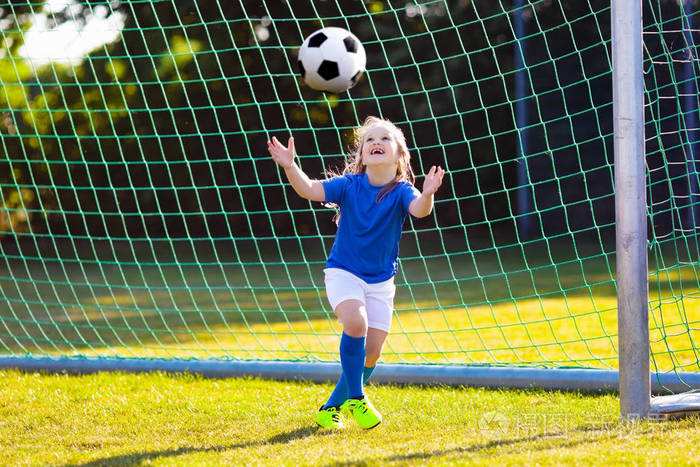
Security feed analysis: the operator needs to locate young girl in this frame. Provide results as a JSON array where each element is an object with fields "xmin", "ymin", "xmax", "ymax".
[{"xmin": 267, "ymin": 116, "xmax": 445, "ymax": 429}]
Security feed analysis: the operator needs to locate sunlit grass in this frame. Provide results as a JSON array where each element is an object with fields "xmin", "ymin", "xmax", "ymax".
[
  {"xmin": 1, "ymin": 245, "xmax": 699, "ymax": 464},
  {"xmin": 59, "ymin": 292, "xmax": 696, "ymax": 373},
  {"xmin": 1, "ymin": 370, "xmax": 699, "ymax": 466},
  {"xmin": 1, "ymin": 250, "xmax": 699, "ymax": 373}
]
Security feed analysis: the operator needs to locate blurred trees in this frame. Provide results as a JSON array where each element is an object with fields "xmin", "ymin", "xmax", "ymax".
[{"xmin": 0, "ymin": 1, "xmax": 689, "ymax": 250}]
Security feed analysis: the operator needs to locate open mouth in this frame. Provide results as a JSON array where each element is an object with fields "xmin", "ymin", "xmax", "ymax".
[{"xmin": 370, "ymin": 148, "xmax": 384, "ymax": 155}]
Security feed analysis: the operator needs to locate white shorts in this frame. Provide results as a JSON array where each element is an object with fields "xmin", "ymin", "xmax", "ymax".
[{"xmin": 324, "ymin": 268, "xmax": 396, "ymax": 333}]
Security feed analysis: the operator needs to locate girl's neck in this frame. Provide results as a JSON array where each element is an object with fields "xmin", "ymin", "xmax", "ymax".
[{"xmin": 365, "ymin": 165, "xmax": 397, "ymax": 187}]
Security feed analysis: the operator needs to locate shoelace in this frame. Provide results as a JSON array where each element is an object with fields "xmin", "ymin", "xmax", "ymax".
[{"xmin": 349, "ymin": 400, "xmax": 369, "ymax": 414}]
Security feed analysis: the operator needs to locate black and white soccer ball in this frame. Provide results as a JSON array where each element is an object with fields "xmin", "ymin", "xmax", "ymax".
[{"xmin": 297, "ymin": 27, "xmax": 366, "ymax": 93}]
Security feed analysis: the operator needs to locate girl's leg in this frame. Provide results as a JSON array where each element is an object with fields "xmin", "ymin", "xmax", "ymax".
[
  {"xmin": 363, "ymin": 278, "xmax": 393, "ymax": 383},
  {"xmin": 338, "ymin": 321, "xmax": 385, "ymax": 429},
  {"xmin": 334, "ymin": 299, "xmax": 367, "ymax": 399},
  {"xmin": 323, "ymin": 326, "xmax": 387, "ymax": 408},
  {"xmin": 365, "ymin": 327, "xmax": 388, "ymax": 369}
]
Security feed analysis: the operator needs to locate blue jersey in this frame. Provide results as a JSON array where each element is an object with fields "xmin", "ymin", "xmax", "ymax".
[{"xmin": 321, "ymin": 173, "xmax": 420, "ymax": 283}]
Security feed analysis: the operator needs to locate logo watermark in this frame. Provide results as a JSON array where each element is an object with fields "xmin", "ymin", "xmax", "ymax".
[{"xmin": 474, "ymin": 410, "xmax": 632, "ymax": 437}]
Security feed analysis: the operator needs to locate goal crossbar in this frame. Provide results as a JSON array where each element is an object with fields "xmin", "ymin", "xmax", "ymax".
[{"xmin": 2, "ymin": 355, "xmax": 699, "ymax": 395}]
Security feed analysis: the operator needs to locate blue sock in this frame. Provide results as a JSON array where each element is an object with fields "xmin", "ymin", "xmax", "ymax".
[
  {"xmin": 324, "ymin": 373, "xmax": 348, "ymax": 408},
  {"xmin": 323, "ymin": 365, "xmax": 376, "ymax": 408},
  {"xmin": 339, "ymin": 332, "xmax": 366, "ymax": 400},
  {"xmin": 363, "ymin": 365, "xmax": 375, "ymax": 384}
]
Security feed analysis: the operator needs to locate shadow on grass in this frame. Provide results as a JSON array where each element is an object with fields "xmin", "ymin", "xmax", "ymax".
[
  {"xmin": 373, "ymin": 423, "xmax": 624, "ymax": 464},
  {"xmin": 68, "ymin": 425, "xmax": 327, "ymax": 466}
]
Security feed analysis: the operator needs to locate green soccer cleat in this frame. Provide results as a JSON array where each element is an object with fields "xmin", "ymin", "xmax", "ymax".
[
  {"xmin": 315, "ymin": 405, "xmax": 345, "ymax": 429},
  {"xmin": 340, "ymin": 397, "xmax": 382, "ymax": 429}
]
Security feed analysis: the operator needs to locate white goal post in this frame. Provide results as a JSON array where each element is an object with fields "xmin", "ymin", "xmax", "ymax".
[{"xmin": 613, "ymin": 0, "xmax": 700, "ymax": 420}]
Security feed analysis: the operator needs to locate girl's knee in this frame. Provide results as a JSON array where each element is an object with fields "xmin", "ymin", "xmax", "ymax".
[
  {"xmin": 335, "ymin": 300, "xmax": 367, "ymax": 337},
  {"xmin": 343, "ymin": 317, "xmax": 368, "ymax": 337}
]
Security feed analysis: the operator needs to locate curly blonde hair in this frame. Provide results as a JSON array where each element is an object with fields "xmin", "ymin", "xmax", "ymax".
[{"xmin": 333, "ymin": 116, "xmax": 416, "ymax": 202}]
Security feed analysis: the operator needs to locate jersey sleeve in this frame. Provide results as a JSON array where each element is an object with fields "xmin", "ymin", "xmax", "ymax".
[
  {"xmin": 400, "ymin": 182, "xmax": 421, "ymax": 213},
  {"xmin": 321, "ymin": 175, "xmax": 350, "ymax": 205}
]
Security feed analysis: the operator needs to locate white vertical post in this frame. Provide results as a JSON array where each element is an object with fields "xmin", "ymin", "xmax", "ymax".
[{"xmin": 612, "ymin": 0, "xmax": 650, "ymax": 419}]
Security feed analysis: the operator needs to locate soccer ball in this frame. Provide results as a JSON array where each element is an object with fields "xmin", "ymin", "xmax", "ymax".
[{"xmin": 297, "ymin": 27, "xmax": 366, "ymax": 93}]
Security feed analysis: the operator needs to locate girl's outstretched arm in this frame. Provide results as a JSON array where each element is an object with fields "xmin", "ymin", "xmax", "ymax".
[
  {"xmin": 267, "ymin": 136, "xmax": 325, "ymax": 202},
  {"xmin": 409, "ymin": 165, "xmax": 445, "ymax": 218}
]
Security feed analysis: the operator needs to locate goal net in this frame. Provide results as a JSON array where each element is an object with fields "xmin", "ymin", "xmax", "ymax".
[{"xmin": 0, "ymin": 0, "xmax": 697, "ymax": 389}]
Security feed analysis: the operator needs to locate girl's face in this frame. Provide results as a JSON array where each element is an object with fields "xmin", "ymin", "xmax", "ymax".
[{"xmin": 360, "ymin": 124, "xmax": 401, "ymax": 168}]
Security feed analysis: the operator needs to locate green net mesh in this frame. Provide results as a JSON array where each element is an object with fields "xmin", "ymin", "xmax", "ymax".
[
  {"xmin": 0, "ymin": 1, "xmax": 697, "ymax": 378},
  {"xmin": 645, "ymin": 1, "xmax": 700, "ymax": 378}
]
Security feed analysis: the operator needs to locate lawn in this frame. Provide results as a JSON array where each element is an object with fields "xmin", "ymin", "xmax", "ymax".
[
  {"xmin": 1, "ymin": 239, "xmax": 698, "ymax": 373},
  {"xmin": 1, "ymin": 370, "xmax": 699, "ymax": 465},
  {"xmin": 0, "ymin": 238, "xmax": 700, "ymax": 371},
  {"xmin": 1, "ymin": 239, "xmax": 699, "ymax": 464}
]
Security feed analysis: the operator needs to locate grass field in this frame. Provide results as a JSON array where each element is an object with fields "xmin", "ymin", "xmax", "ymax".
[
  {"xmin": 1, "ymin": 240, "xmax": 699, "ymax": 373},
  {"xmin": 2, "ymin": 370, "xmax": 700, "ymax": 465},
  {"xmin": 1, "ymin": 240, "xmax": 699, "ymax": 464}
]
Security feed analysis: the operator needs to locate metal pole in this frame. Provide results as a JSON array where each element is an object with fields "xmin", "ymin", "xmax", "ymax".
[
  {"xmin": 682, "ymin": 0, "xmax": 699, "ymax": 231},
  {"xmin": 514, "ymin": 0, "xmax": 533, "ymax": 239},
  {"xmin": 612, "ymin": 0, "xmax": 650, "ymax": 419},
  {"xmin": 1, "ymin": 356, "xmax": 699, "ymax": 394}
]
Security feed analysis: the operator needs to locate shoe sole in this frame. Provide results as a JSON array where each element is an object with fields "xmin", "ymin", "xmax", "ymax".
[
  {"xmin": 315, "ymin": 421, "xmax": 345, "ymax": 429},
  {"xmin": 361, "ymin": 419, "xmax": 381, "ymax": 430}
]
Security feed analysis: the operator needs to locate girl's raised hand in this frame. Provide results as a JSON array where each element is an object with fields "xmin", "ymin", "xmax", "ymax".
[
  {"xmin": 267, "ymin": 136, "xmax": 296, "ymax": 169},
  {"xmin": 422, "ymin": 165, "xmax": 445, "ymax": 195}
]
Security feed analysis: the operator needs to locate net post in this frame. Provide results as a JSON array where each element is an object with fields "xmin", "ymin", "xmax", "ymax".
[
  {"xmin": 513, "ymin": 0, "xmax": 533, "ymax": 239},
  {"xmin": 612, "ymin": 0, "xmax": 650, "ymax": 419},
  {"xmin": 682, "ymin": 0, "xmax": 699, "ymax": 230}
]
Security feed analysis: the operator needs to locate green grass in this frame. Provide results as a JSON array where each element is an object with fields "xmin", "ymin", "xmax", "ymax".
[
  {"xmin": 1, "ymin": 241, "xmax": 699, "ymax": 464},
  {"xmin": 1, "ymin": 250, "xmax": 699, "ymax": 372},
  {"xmin": 0, "ymin": 238, "xmax": 699, "ymax": 378},
  {"xmin": 1, "ymin": 369, "xmax": 699, "ymax": 466}
]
